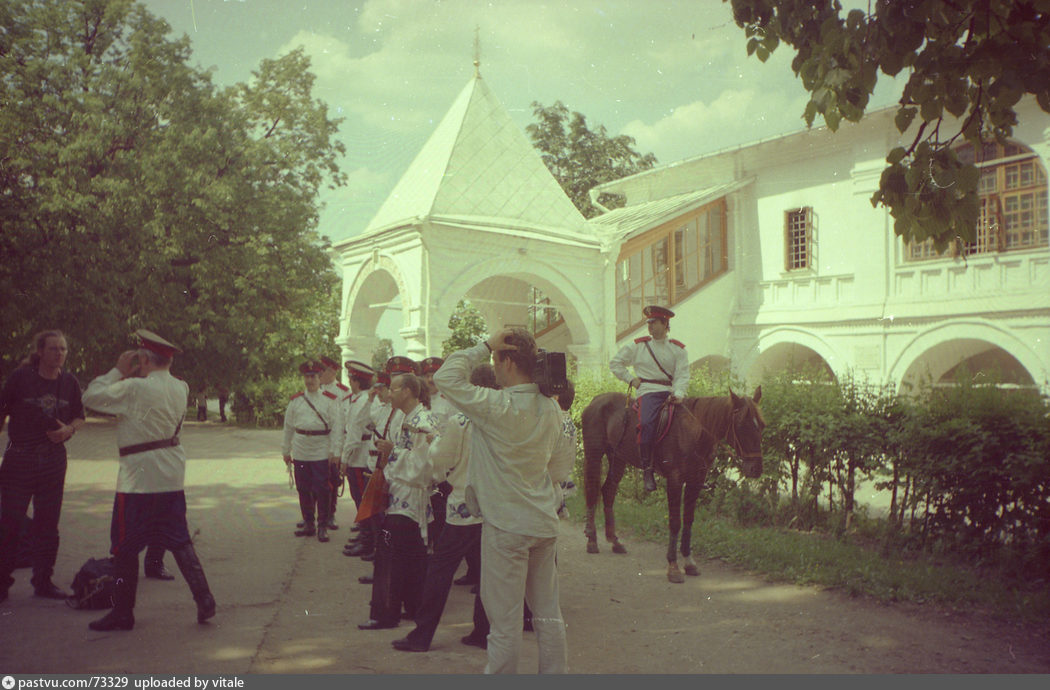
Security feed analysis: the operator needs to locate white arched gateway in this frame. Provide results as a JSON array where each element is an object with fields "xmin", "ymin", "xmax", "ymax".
[{"xmin": 331, "ymin": 71, "xmax": 611, "ymax": 369}]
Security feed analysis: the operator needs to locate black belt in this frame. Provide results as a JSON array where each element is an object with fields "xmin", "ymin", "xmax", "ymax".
[
  {"xmin": 639, "ymin": 378, "xmax": 672, "ymax": 386},
  {"xmin": 295, "ymin": 428, "xmax": 331, "ymax": 436},
  {"xmin": 118, "ymin": 438, "xmax": 180, "ymax": 457}
]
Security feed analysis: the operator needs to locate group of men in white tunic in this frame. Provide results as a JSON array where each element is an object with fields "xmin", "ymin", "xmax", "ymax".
[{"xmin": 280, "ymin": 328, "xmax": 576, "ymax": 673}]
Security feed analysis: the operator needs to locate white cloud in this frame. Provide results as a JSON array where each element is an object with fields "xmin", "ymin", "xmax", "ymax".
[{"xmin": 622, "ymin": 87, "xmax": 811, "ymax": 163}]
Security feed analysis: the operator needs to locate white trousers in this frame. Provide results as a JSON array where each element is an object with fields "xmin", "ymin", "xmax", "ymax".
[{"xmin": 480, "ymin": 522, "xmax": 567, "ymax": 674}]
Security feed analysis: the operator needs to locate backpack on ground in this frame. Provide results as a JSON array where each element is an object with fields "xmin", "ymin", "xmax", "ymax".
[{"xmin": 67, "ymin": 557, "xmax": 116, "ymax": 610}]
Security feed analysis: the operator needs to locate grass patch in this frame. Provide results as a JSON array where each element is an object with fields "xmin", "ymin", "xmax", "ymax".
[{"xmin": 564, "ymin": 490, "xmax": 1050, "ymax": 625}]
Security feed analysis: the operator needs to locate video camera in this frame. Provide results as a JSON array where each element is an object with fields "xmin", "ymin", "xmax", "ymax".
[{"xmin": 534, "ymin": 349, "xmax": 568, "ymax": 398}]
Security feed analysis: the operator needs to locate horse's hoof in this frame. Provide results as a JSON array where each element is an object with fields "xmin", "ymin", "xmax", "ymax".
[
  {"xmin": 586, "ymin": 541, "xmax": 600, "ymax": 554},
  {"xmin": 684, "ymin": 564, "xmax": 700, "ymax": 577},
  {"xmin": 611, "ymin": 542, "xmax": 627, "ymax": 554},
  {"xmin": 667, "ymin": 566, "xmax": 685, "ymax": 584}
]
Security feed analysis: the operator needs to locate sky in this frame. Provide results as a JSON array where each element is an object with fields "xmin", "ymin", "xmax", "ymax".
[{"xmin": 138, "ymin": 0, "xmax": 905, "ymax": 247}]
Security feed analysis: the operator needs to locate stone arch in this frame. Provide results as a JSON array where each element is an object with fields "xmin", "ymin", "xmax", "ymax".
[
  {"xmin": 739, "ymin": 328, "xmax": 842, "ymax": 386},
  {"xmin": 433, "ymin": 255, "xmax": 599, "ymax": 355},
  {"xmin": 340, "ymin": 254, "xmax": 414, "ymax": 359},
  {"xmin": 888, "ymin": 320, "xmax": 1047, "ymax": 394}
]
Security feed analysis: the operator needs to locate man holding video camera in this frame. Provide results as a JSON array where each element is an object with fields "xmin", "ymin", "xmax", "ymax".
[{"xmin": 433, "ymin": 328, "xmax": 574, "ymax": 674}]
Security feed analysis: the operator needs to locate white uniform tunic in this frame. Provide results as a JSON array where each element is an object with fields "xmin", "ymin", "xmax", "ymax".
[
  {"xmin": 427, "ymin": 393, "xmax": 456, "ymax": 433},
  {"xmin": 281, "ymin": 390, "xmax": 344, "ymax": 461},
  {"xmin": 368, "ymin": 399, "xmax": 403, "ymax": 472},
  {"xmin": 83, "ymin": 368, "xmax": 190, "ymax": 493},
  {"xmin": 609, "ymin": 335, "xmax": 690, "ymax": 399},
  {"xmin": 342, "ymin": 391, "xmax": 372, "ymax": 469}
]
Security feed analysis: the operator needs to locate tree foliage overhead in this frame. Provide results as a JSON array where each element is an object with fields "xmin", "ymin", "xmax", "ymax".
[
  {"xmin": 727, "ymin": 0, "xmax": 1050, "ymax": 250},
  {"xmin": 526, "ymin": 101, "xmax": 658, "ymax": 219},
  {"xmin": 0, "ymin": 0, "xmax": 345, "ymax": 390}
]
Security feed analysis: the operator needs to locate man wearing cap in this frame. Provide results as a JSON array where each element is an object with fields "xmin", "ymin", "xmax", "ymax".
[
  {"xmin": 282, "ymin": 360, "xmax": 344, "ymax": 543},
  {"xmin": 319, "ymin": 356, "xmax": 349, "ymax": 531},
  {"xmin": 610, "ymin": 305, "xmax": 690, "ymax": 492},
  {"xmin": 341, "ymin": 360, "xmax": 375, "ymax": 557},
  {"xmin": 81, "ymin": 329, "xmax": 215, "ymax": 630},
  {"xmin": 353, "ymin": 370, "xmax": 401, "ymax": 570}
]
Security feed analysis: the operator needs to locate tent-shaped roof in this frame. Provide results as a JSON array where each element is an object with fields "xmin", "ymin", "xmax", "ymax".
[{"xmin": 361, "ymin": 74, "xmax": 590, "ymax": 240}]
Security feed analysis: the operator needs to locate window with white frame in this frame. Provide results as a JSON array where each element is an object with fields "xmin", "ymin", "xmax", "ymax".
[
  {"xmin": 785, "ymin": 207, "xmax": 813, "ymax": 271},
  {"xmin": 615, "ymin": 199, "xmax": 727, "ymax": 336},
  {"xmin": 906, "ymin": 140, "xmax": 1049, "ymax": 260}
]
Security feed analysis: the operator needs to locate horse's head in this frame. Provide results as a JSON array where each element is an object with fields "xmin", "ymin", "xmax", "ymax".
[{"xmin": 728, "ymin": 386, "xmax": 764, "ymax": 478}]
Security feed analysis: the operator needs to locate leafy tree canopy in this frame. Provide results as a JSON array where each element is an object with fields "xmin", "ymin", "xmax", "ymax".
[
  {"xmin": 0, "ymin": 0, "xmax": 345, "ymax": 391},
  {"xmin": 370, "ymin": 338, "xmax": 394, "ymax": 372},
  {"xmin": 442, "ymin": 300, "xmax": 487, "ymax": 356},
  {"xmin": 526, "ymin": 101, "xmax": 658, "ymax": 218},
  {"xmin": 727, "ymin": 0, "xmax": 1050, "ymax": 250}
]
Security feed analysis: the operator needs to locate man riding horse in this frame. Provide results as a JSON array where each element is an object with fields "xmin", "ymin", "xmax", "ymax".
[{"xmin": 609, "ymin": 305, "xmax": 689, "ymax": 492}]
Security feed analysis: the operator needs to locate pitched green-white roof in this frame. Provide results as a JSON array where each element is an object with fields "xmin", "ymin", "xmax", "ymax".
[{"xmin": 361, "ymin": 75, "xmax": 590, "ymax": 241}]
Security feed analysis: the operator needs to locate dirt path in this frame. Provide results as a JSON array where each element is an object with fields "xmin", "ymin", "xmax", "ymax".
[{"xmin": 1, "ymin": 419, "xmax": 1047, "ymax": 674}]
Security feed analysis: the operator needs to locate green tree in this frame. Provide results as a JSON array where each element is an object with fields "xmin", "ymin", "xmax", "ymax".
[
  {"xmin": 526, "ymin": 101, "xmax": 658, "ymax": 218},
  {"xmin": 727, "ymin": 0, "xmax": 1050, "ymax": 250},
  {"xmin": 370, "ymin": 338, "xmax": 393, "ymax": 372},
  {"xmin": 0, "ymin": 0, "xmax": 345, "ymax": 390},
  {"xmin": 441, "ymin": 300, "xmax": 487, "ymax": 356}
]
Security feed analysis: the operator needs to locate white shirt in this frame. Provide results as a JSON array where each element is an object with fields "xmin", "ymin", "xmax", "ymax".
[
  {"xmin": 83, "ymin": 367, "xmax": 190, "ymax": 494},
  {"xmin": 367, "ymin": 399, "xmax": 403, "ymax": 472},
  {"xmin": 433, "ymin": 343, "xmax": 574, "ymax": 538},
  {"xmin": 281, "ymin": 389, "xmax": 344, "ymax": 461},
  {"xmin": 610, "ymin": 335, "xmax": 689, "ymax": 398},
  {"xmin": 342, "ymin": 391, "xmax": 372, "ymax": 468},
  {"xmin": 428, "ymin": 393, "xmax": 456, "ymax": 433},
  {"xmin": 384, "ymin": 403, "xmax": 437, "ymax": 537},
  {"xmin": 428, "ymin": 412, "xmax": 481, "ymax": 526}
]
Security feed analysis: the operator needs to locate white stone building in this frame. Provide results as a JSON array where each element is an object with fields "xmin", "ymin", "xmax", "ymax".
[{"xmin": 333, "ymin": 73, "xmax": 1050, "ymax": 395}]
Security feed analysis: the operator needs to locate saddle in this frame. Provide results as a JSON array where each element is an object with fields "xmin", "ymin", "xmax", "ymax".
[{"xmin": 630, "ymin": 397, "xmax": 676, "ymax": 446}]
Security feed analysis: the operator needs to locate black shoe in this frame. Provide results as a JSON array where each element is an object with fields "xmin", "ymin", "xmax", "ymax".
[
  {"xmin": 33, "ymin": 581, "xmax": 70, "ymax": 599},
  {"xmin": 196, "ymin": 593, "xmax": 216, "ymax": 624},
  {"xmin": 454, "ymin": 574, "xmax": 479, "ymax": 586},
  {"xmin": 296, "ymin": 521, "xmax": 306, "ymax": 528},
  {"xmin": 317, "ymin": 525, "xmax": 329, "ymax": 543},
  {"xmin": 360, "ymin": 550, "xmax": 376, "ymax": 562},
  {"xmin": 144, "ymin": 564, "xmax": 176, "ymax": 581},
  {"xmin": 358, "ymin": 619, "xmax": 397, "ymax": 630},
  {"xmin": 350, "ymin": 524, "xmax": 361, "ymax": 533},
  {"xmin": 358, "ymin": 575, "xmax": 373, "ymax": 584},
  {"xmin": 89, "ymin": 609, "xmax": 135, "ymax": 631},
  {"xmin": 392, "ymin": 637, "xmax": 428, "ymax": 652},
  {"xmin": 327, "ymin": 520, "xmax": 339, "ymax": 530},
  {"xmin": 461, "ymin": 634, "xmax": 487, "ymax": 649},
  {"xmin": 294, "ymin": 525, "xmax": 316, "ymax": 537},
  {"xmin": 345, "ymin": 542, "xmax": 370, "ymax": 556},
  {"xmin": 643, "ymin": 468, "xmax": 657, "ymax": 492}
]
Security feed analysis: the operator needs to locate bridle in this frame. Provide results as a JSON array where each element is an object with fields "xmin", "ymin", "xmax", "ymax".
[{"xmin": 725, "ymin": 405, "xmax": 762, "ymax": 461}]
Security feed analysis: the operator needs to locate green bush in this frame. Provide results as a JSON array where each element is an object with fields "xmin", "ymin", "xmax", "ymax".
[{"xmin": 231, "ymin": 375, "xmax": 302, "ymax": 428}]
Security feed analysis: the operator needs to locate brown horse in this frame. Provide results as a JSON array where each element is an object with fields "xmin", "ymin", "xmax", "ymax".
[{"xmin": 581, "ymin": 388, "xmax": 765, "ymax": 583}]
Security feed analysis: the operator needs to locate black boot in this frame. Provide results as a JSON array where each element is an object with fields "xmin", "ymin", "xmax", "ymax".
[
  {"xmin": 144, "ymin": 546, "xmax": 175, "ymax": 581},
  {"xmin": 172, "ymin": 543, "xmax": 216, "ymax": 624},
  {"xmin": 640, "ymin": 445, "xmax": 657, "ymax": 492},
  {"xmin": 89, "ymin": 572, "xmax": 136, "ymax": 631}
]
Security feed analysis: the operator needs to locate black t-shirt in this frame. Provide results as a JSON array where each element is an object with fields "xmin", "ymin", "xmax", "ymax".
[{"xmin": 0, "ymin": 365, "xmax": 85, "ymax": 445}]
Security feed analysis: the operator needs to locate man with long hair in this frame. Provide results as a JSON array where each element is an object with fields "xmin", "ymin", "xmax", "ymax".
[{"xmin": 0, "ymin": 329, "xmax": 84, "ymax": 602}]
